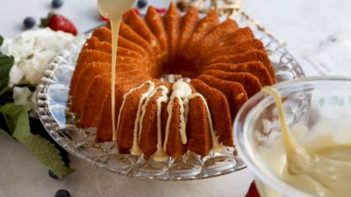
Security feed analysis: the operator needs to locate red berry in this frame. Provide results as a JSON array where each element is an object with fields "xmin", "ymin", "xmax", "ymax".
[
  {"xmin": 155, "ymin": 7, "xmax": 167, "ymax": 14},
  {"xmin": 99, "ymin": 14, "xmax": 108, "ymax": 21},
  {"xmin": 122, "ymin": 8, "xmax": 141, "ymax": 21},
  {"xmin": 132, "ymin": 8, "xmax": 141, "ymax": 16},
  {"xmin": 246, "ymin": 182, "xmax": 260, "ymax": 197},
  {"xmin": 41, "ymin": 13, "xmax": 77, "ymax": 35}
]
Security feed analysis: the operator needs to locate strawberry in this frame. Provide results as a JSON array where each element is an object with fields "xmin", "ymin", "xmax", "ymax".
[
  {"xmin": 122, "ymin": 8, "xmax": 141, "ymax": 20},
  {"xmin": 41, "ymin": 13, "xmax": 77, "ymax": 35},
  {"xmin": 132, "ymin": 8, "xmax": 141, "ymax": 16},
  {"xmin": 122, "ymin": 8, "xmax": 141, "ymax": 21},
  {"xmin": 155, "ymin": 7, "xmax": 167, "ymax": 14},
  {"xmin": 246, "ymin": 182, "xmax": 260, "ymax": 197},
  {"xmin": 99, "ymin": 13, "xmax": 108, "ymax": 22}
]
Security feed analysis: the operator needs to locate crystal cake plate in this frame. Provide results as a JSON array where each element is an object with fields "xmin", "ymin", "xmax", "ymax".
[{"xmin": 36, "ymin": 12, "xmax": 305, "ymax": 180}]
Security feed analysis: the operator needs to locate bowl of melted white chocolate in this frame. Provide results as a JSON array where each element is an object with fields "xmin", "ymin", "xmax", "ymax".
[{"xmin": 235, "ymin": 77, "xmax": 351, "ymax": 197}]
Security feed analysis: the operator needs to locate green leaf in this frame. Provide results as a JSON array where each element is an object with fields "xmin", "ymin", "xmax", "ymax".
[
  {"xmin": 0, "ymin": 114, "xmax": 10, "ymax": 135},
  {"xmin": 0, "ymin": 54, "xmax": 14, "ymax": 91},
  {"xmin": 21, "ymin": 134, "xmax": 75, "ymax": 179},
  {"xmin": 0, "ymin": 35, "xmax": 3, "ymax": 47},
  {"xmin": 0, "ymin": 103, "xmax": 74, "ymax": 179},
  {"xmin": 0, "ymin": 103, "xmax": 26, "ymax": 136}
]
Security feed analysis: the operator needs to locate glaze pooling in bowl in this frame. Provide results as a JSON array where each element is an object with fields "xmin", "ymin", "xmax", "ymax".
[{"xmin": 234, "ymin": 77, "xmax": 351, "ymax": 196}]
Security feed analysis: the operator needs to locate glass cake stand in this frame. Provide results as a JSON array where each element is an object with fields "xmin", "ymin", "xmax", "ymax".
[{"xmin": 36, "ymin": 12, "xmax": 305, "ymax": 180}]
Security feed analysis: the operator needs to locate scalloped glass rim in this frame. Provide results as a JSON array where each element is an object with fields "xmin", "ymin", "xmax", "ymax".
[{"xmin": 36, "ymin": 12, "xmax": 305, "ymax": 180}]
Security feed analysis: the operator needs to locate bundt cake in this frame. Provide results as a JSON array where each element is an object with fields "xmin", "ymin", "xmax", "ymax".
[{"xmin": 69, "ymin": 2, "xmax": 276, "ymax": 161}]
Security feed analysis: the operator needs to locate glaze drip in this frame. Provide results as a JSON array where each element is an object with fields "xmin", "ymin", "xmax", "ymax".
[
  {"xmin": 131, "ymin": 81, "xmax": 155, "ymax": 155},
  {"xmin": 116, "ymin": 80, "xmax": 154, "ymax": 155},
  {"xmin": 189, "ymin": 93, "xmax": 224, "ymax": 152},
  {"xmin": 163, "ymin": 81, "xmax": 192, "ymax": 152},
  {"xmin": 117, "ymin": 78, "xmax": 222, "ymax": 159},
  {"xmin": 138, "ymin": 85, "xmax": 169, "ymax": 161}
]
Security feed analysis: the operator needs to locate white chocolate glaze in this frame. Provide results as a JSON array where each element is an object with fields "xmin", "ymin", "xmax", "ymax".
[
  {"xmin": 138, "ymin": 85, "xmax": 168, "ymax": 145},
  {"xmin": 261, "ymin": 87, "xmax": 351, "ymax": 196},
  {"xmin": 116, "ymin": 76, "xmax": 223, "ymax": 159},
  {"xmin": 189, "ymin": 93, "xmax": 224, "ymax": 152},
  {"xmin": 97, "ymin": 0, "xmax": 135, "ymax": 142},
  {"xmin": 133, "ymin": 84, "xmax": 170, "ymax": 161},
  {"xmin": 116, "ymin": 80, "xmax": 153, "ymax": 155},
  {"xmin": 131, "ymin": 81, "xmax": 155, "ymax": 155},
  {"xmin": 163, "ymin": 81, "xmax": 192, "ymax": 152},
  {"xmin": 151, "ymin": 86, "xmax": 170, "ymax": 161},
  {"xmin": 138, "ymin": 87, "xmax": 158, "ymax": 143},
  {"xmin": 98, "ymin": 0, "xmax": 135, "ymax": 20}
]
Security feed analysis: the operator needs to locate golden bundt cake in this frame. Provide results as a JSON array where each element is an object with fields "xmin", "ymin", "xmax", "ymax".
[
  {"xmin": 145, "ymin": 7, "xmax": 168, "ymax": 52},
  {"xmin": 69, "ymin": 2, "xmax": 276, "ymax": 161},
  {"xmin": 186, "ymin": 95, "xmax": 212, "ymax": 156},
  {"xmin": 96, "ymin": 75, "xmax": 152, "ymax": 142},
  {"xmin": 206, "ymin": 62, "xmax": 275, "ymax": 85},
  {"xmin": 177, "ymin": 6, "xmax": 198, "ymax": 55},
  {"xmin": 79, "ymin": 71, "xmax": 148, "ymax": 128},
  {"xmin": 201, "ymin": 70, "xmax": 262, "ymax": 97},
  {"xmin": 163, "ymin": 3, "xmax": 181, "ymax": 63}
]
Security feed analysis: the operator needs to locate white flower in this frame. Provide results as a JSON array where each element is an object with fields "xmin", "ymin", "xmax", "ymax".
[
  {"xmin": 13, "ymin": 87, "xmax": 33, "ymax": 110},
  {"xmin": 8, "ymin": 65, "xmax": 24, "ymax": 85},
  {"xmin": 3, "ymin": 28, "xmax": 75, "ymax": 86}
]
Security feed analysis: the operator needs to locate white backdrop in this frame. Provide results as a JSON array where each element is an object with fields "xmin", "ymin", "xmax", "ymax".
[{"xmin": 1, "ymin": 0, "xmax": 351, "ymax": 196}]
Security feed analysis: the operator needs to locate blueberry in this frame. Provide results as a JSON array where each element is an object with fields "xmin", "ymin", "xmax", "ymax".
[
  {"xmin": 55, "ymin": 189, "xmax": 71, "ymax": 197},
  {"xmin": 137, "ymin": 0, "xmax": 147, "ymax": 8},
  {"xmin": 23, "ymin": 17, "xmax": 36, "ymax": 29},
  {"xmin": 52, "ymin": 0, "xmax": 64, "ymax": 9},
  {"xmin": 48, "ymin": 170, "xmax": 59, "ymax": 180},
  {"xmin": 177, "ymin": 1, "xmax": 187, "ymax": 12}
]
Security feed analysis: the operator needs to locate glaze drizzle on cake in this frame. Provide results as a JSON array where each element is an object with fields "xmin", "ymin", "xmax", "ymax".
[{"xmin": 69, "ymin": 2, "xmax": 276, "ymax": 161}]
